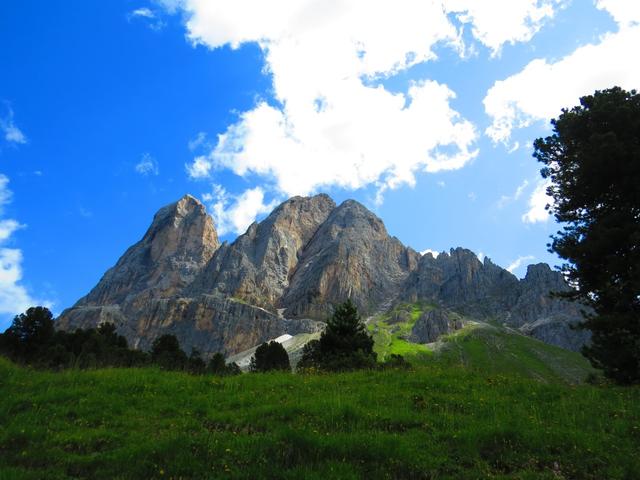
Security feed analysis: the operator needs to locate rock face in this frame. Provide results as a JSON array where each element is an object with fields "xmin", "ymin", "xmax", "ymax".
[
  {"xmin": 403, "ymin": 249, "xmax": 521, "ymax": 319},
  {"xmin": 401, "ymin": 252, "xmax": 590, "ymax": 350},
  {"xmin": 78, "ymin": 195, "xmax": 219, "ymax": 305},
  {"xmin": 511, "ymin": 264, "xmax": 591, "ymax": 351},
  {"xmin": 280, "ymin": 200, "xmax": 420, "ymax": 319},
  {"xmin": 57, "ymin": 193, "xmax": 589, "ymax": 356},
  {"xmin": 188, "ymin": 195, "xmax": 336, "ymax": 309},
  {"xmin": 407, "ymin": 309, "xmax": 464, "ymax": 344}
]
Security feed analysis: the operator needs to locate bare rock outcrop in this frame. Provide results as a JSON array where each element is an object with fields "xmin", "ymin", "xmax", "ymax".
[
  {"xmin": 407, "ymin": 309, "xmax": 464, "ymax": 344},
  {"xmin": 188, "ymin": 194, "xmax": 335, "ymax": 309},
  {"xmin": 280, "ymin": 199, "xmax": 420, "ymax": 319},
  {"xmin": 60, "ymin": 295, "xmax": 285, "ymax": 356},
  {"xmin": 401, "ymin": 251, "xmax": 589, "ymax": 349},
  {"xmin": 76, "ymin": 194, "xmax": 219, "ymax": 306},
  {"xmin": 403, "ymin": 248, "xmax": 521, "ymax": 318}
]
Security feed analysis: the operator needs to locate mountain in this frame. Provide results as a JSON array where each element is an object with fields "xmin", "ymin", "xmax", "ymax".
[
  {"xmin": 280, "ymin": 199, "xmax": 420, "ymax": 319},
  {"xmin": 57, "ymin": 193, "xmax": 590, "ymax": 357}
]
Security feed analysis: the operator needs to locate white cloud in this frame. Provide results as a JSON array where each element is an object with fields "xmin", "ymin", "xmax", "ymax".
[
  {"xmin": 420, "ymin": 249, "xmax": 440, "ymax": 258},
  {"xmin": 186, "ymin": 156, "xmax": 213, "ymax": 179},
  {"xmin": 596, "ymin": 0, "xmax": 640, "ymax": 27},
  {"xmin": 0, "ymin": 220, "xmax": 24, "ymax": 242},
  {"xmin": 127, "ymin": 7, "xmax": 166, "ymax": 30},
  {"xmin": 135, "ymin": 153, "xmax": 159, "ymax": 176},
  {"xmin": 202, "ymin": 185, "xmax": 278, "ymax": 235},
  {"xmin": 166, "ymin": 0, "xmax": 562, "ymax": 202},
  {"xmin": 0, "ymin": 175, "xmax": 12, "ymax": 210},
  {"xmin": 484, "ymin": 20, "xmax": 640, "ymax": 143},
  {"xmin": 0, "ymin": 175, "xmax": 47, "ymax": 317},
  {"xmin": 0, "ymin": 249, "xmax": 37, "ymax": 315},
  {"xmin": 130, "ymin": 7, "xmax": 155, "ymax": 19},
  {"xmin": 507, "ymin": 254, "xmax": 536, "ymax": 273},
  {"xmin": 447, "ymin": 0, "xmax": 563, "ymax": 56},
  {"xmin": 0, "ymin": 105, "xmax": 27, "ymax": 145},
  {"xmin": 522, "ymin": 179, "xmax": 552, "ymax": 223}
]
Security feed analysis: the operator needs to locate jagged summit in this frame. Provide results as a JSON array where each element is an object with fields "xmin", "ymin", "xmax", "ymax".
[
  {"xmin": 187, "ymin": 193, "xmax": 336, "ymax": 308},
  {"xmin": 280, "ymin": 197, "xmax": 419, "ymax": 318},
  {"xmin": 57, "ymin": 193, "xmax": 589, "ymax": 356},
  {"xmin": 71, "ymin": 194, "xmax": 219, "ymax": 307}
]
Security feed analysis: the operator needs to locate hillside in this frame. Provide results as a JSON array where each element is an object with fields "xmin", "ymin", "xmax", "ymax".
[
  {"xmin": 1, "ymin": 357, "xmax": 638, "ymax": 479},
  {"xmin": 368, "ymin": 302, "xmax": 595, "ymax": 384}
]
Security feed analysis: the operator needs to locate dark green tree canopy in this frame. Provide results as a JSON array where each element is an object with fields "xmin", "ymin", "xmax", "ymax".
[
  {"xmin": 7, "ymin": 306, "xmax": 55, "ymax": 345},
  {"xmin": 533, "ymin": 86, "xmax": 640, "ymax": 384},
  {"xmin": 151, "ymin": 334, "xmax": 188, "ymax": 370},
  {"xmin": 1, "ymin": 307, "xmax": 55, "ymax": 361},
  {"xmin": 249, "ymin": 341, "xmax": 291, "ymax": 373},
  {"xmin": 299, "ymin": 299, "xmax": 376, "ymax": 371}
]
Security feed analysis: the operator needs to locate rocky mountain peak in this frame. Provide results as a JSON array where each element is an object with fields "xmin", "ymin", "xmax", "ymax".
[
  {"xmin": 329, "ymin": 199, "xmax": 387, "ymax": 233},
  {"xmin": 75, "ymin": 195, "xmax": 220, "ymax": 306},
  {"xmin": 522, "ymin": 263, "xmax": 567, "ymax": 289},
  {"xmin": 280, "ymin": 197, "xmax": 420, "ymax": 318},
  {"xmin": 186, "ymin": 193, "xmax": 336, "ymax": 308},
  {"xmin": 58, "ymin": 192, "xmax": 589, "ymax": 357}
]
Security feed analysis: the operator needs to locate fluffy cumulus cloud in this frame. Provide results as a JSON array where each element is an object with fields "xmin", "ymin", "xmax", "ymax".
[
  {"xmin": 168, "ymin": 0, "xmax": 563, "ymax": 206},
  {"xmin": 596, "ymin": 0, "xmax": 640, "ymax": 27},
  {"xmin": 186, "ymin": 156, "xmax": 213, "ymax": 179},
  {"xmin": 0, "ymin": 175, "xmax": 46, "ymax": 316},
  {"xmin": 484, "ymin": 1, "xmax": 640, "ymax": 143},
  {"xmin": 446, "ymin": 0, "xmax": 563, "ymax": 55},
  {"xmin": 202, "ymin": 185, "xmax": 278, "ymax": 235},
  {"xmin": 135, "ymin": 153, "xmax": 159, "ymax": 176},
  {"xmin": 522, "ymin": 179, "xmax": 552, "ymax": 223}
]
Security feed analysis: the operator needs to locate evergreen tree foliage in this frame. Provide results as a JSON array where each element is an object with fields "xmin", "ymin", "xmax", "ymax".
[
  {"xmin": 207, "ymin": 352, "xmax": 242, "ymax": 376},
  {"xmin": 207, "ymin": 352, "xmax": 227, "ymax": 374},
  {"xmin": 150, "ymin": 334, "xmax": 188, "ymax": 370},
  {"xmin": 533, "ymin": 86, "xmax": 640, "ymax": 384},
  {"xmin": 0, "ymin": 307, "xmax": 241, "ymax": 376},
  {"xmin": 1, "ymin": 307, "xmax": 55, "ymax": 361},
  {"xmin": 299, "ymin": 299, "xmax": 377, "ymax": 371},
  {"xmin": 249, "ymin": 341, "xmax": 291, "ymax": 372},
  {"xmin": 188, "ymin": 348, "xmax": 206, "ymax": 374}
]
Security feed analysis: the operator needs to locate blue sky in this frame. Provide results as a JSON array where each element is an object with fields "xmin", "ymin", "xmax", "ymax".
[{"xmin": 1, "ymin": 0, "xmax": 638, "ymax": 330}]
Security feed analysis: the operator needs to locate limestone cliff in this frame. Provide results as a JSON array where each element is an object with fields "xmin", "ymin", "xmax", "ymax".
[
  {"xmin": 188, "ymin": 194, "xmax": 335, "ymax": 309},
  {"xmin": 58, "ymin": 193, "xmax": 589, "ymax": 356},
  {"xmin": 76, "ymin": 194, "xmax": 219, "ymax": 305},
  {"xmin": 401, "ymin": 251, "xmax": 589, "ymax": 350},
  {"xmin": 280, "ymin": 200, "xmax": 420, "ymax": 319}
]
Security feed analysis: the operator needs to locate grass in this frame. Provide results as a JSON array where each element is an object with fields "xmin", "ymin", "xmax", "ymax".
[
  {"xmin": 1, "ymin": 356, "xmax": 639, "ymax": 479},
  {"xmin": 369, "ymin": 303, "xmax": 596, "ymax": 385},
  {"xmin": 435, "ymin": 323, "xmax": 597, "ymax": 384},
  {"xmin": 368, "ymin": 302, "xmax": 435, "ymax": 362}
]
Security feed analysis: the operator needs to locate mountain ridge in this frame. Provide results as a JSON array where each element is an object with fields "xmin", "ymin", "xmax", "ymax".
[{"xmin": 57, "ymin": 193, "xmax": 590, "ymax": 357}]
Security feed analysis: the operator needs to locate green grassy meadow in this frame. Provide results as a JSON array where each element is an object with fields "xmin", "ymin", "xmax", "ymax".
[{"xmin": 2, "ymin": 352, "xmax": 639, "ymax": 479}]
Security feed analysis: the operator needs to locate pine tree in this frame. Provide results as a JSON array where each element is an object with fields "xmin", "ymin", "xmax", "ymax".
[
  {"xmin": 299, "ymin": 299, "xmax": 377, "ymax": 371},
  {"xmin": 533, "ymin": 86, "xmax": 640, "ymax": 384}
]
